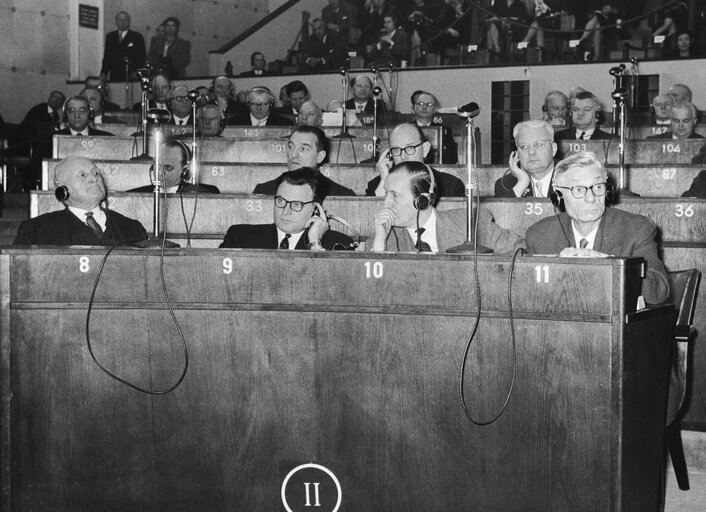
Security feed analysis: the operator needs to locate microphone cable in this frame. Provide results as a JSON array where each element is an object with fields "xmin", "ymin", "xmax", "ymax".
[
  {"xmin": 84, "ymin": 236, "xmax": 189, "ymax": 395},
  {"xmin": 459, "ymin": 246, "xmax": 523, "ymax": 426}
]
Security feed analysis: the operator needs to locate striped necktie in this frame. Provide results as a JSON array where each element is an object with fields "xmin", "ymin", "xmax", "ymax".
[
  {"xmin": 415, "ymin": 228, "xmax": 432, "ymax": 252},
  {"xmin": 85, "ymin": 212, "xmax": 103, "ymax": 237},
  {"xmin": 579, "ymin": 238, "xmax": 588, "ymax": 249}
]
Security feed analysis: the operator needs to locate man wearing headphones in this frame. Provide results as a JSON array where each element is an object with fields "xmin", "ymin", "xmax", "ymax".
[
  {"xmin": 211, "ymin": 76, "xmax": 248, "ymax": 123},
  {"xmin": 56, "ymin": 96, "xmax": 114, "ymax": 137},
  {"xmin": 229, "ymin": 87, "xmax": 294, "ymax": 126},
  {"xmin": 196, "ymin": 104, "xmax": 227, "ymax": 137},
  {"xmin": 495, "ymin": 119, "xmax": 556, "ymax": 198},
  {"xmin": 646, "ymin": 102, "xmax": 703, "ymax": 141},
  {"xmin": 13, "ymin": 156, "xmax": 147, "ymax": 245},
  {"xmin": 525, "ymin": 151, "xmax": 669, "ymax": 304},
  {"xmin": 542, "ymin": 90, "xmax": 569, "ymax": 128},
  {"xmin": 554, "ymin": 91, "xmax": 613, "ymax": 141},
  {"xmin": 129, "ymin": 140, "xmax": 219, "ymax": 194},
  {"xmin": 132, "ymin": 72, "xmax": 171, "ymax": 112},
  {"xmin": 167, "ymin": 84, "xmax": 193, "ymax": 126},
  {"xmin": 79, "ymin": 88, "xmax": 123, "ymax": 125},
  {"xmin": 221, "ymin": 167, "xmax": 353, "ymax": 250},
  {"xmin": 369, "ymin": 161, "xmax": 521, "ymax": 253}
]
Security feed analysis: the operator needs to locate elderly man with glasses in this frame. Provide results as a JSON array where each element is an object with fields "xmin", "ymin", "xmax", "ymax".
[
  {"xmin": 646, "ymin": 102, "xmax": 703, "ymax": 141},
  {"xmin": 366, "ymin": 122, "xmax": 465, "ymax": 198},
  {"xmin": 410, "ymin": 90, "xmax": 458, "ymax": 164},
  {"xmin": 495, "ymin": 119, "xmax": 557, "ymax": 198},
  {"xmin": 220, "ymin": 167, "xmax": 353, "ymax": 250},
  {"xmin": 525, "ymin": 151, "xmax": 669, "ymax": 304}
]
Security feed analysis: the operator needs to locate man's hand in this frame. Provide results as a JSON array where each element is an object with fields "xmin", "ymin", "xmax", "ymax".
[
  {"xmin": 508, "ymin": 150, "xmax": 531, "ymax": 197},
  {"xmin": 559, "ymin": 247, "xmax": 609, "ymax": 258},
  {"xmin": 306, "ymin": 202, "xmax": 329, "ymax": 250},
  {"xmin": 370, "ymin": 206, "xmax": 396, "ymax": 251},
  {"xmin": 373, "ymin": 148, "xmax": 393, "ymax": 196}
]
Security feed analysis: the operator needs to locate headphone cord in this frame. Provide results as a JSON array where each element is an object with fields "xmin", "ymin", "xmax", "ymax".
[{"xmin": 179, "ymin": 184, "xmax": 200, "ymax": 248}]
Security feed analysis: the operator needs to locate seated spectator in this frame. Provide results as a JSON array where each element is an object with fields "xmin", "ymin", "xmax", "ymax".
[
  {"xmin": 368, "ymin": 160, "xmax": 521, "ymax": 253},
  {"xmin": 57, "ymin": 96, "xmax": 114, "ymax": 137},
  {"xmin": 85, "ymin": 76, "xmax": 121, "ymax": 112},
  {"xmin": 576, "ymin": 3, "xmax": 622, "ymax": 60},
  {"xmin": 229, "ymin": 87, "xmax": 294, "ymax": 126},
  {"xmin": 221, "ymin": 167, "xmax": 353, "ymax": 251},
  {"xmin": 665, "ymin": 29, "xmax": 700, "ymax": 58},
  {"xmin": 79, "ymin": 87, "xmax": 123, "ymax": 125},
  {"xmin": 525, "ymin": 151, "xmax": 669, "ymax": 304},
  {"xmin": 167, "ymin": 84, "xmax": 193, "ymax": 126},
  {"xmin": 286, "ymin": 81, "xmax": 311, "ymax": 116},
  {"xmin": 653, "ymin": 0, "xmax": 689, "ymax": 54},
  {"xmin": 651, "ymin": 93, "xmax": 674, "ymax": 125},
  {"xmin": 495, "ymin": 119, "xmax": 557, "ymax": 198},
  {"xmin": 21, "ymin": 90, "xmax": 65, "ymax": 159},
  {"xmin": 133, "ymin": 72, "xmax": 170, "ymax": 111},
  {"xmin": 14, "ymin": 156, "xmax": 147, "ymax": 245},
  {"xmin": 345, "ymin": 75, "xmax": 387, "ymax": 125},
  {"xmin": 146, "ymin": 16, "xmax": 191, "ymax": 78},
  {"xmin": 211, "ymin": 76, "xmax": 248, "ymax": 124},
  {"xmin": 366, "ymin": 122, "xmax": 464, "ymax": 197},
  {"xmin": 322, "ymin": 0, "xmax": 358, "ymax": 45},
  {"xmin": 239, "ymin": 52, "xmax": 277, "ymax": 77},
  {"xmin": 253, "ymin": 126, "xmax": 355, "ymax": 196},
  {"xmin": 646, "ymin": 102, "xmax": 703, "ymax": 140},
  {"xmin": 129, "ymin": 140, "xmax": 219, "ymax": 194},
  {"xmin": 554, "ymin": 91, "xmax": 613, "ymax": 140},
  {"xmin": 359, "ymin": 0, "xmax": 390, "ymax": 54},
  {"xmin": 667, "ymin": 83, "xmax": 692, "ymax": 104},
  {"xmin": 367, "ymin": 12, "xmax": 410, "ymax": 67},
  {"xmin": 542, "ymin": 90, "xmax": 569, "ymax": 128},
  {"xmin": 300, "ymin": 18, "xmax": 347, "ymax": 71},
  {"xmin": 196, "ymin": 104, "xmax": 226, "ymax": 137},
  {"xmin": 298, "ymin": 101, "xmax": 324, "ymax": 127},
  {"xmin": 410, "ymin": 90, "xmax": 457, "ymax": 164}
]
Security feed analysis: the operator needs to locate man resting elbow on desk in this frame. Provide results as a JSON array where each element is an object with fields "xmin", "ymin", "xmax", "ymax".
[{"xmin": 525, "ymin": 152, "xmax": 669, "ymax": 304}]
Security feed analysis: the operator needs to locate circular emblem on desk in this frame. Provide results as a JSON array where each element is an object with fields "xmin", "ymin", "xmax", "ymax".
[{"xmin": 281, "ymin": 463, "xmax": 342, "ymax": 512}]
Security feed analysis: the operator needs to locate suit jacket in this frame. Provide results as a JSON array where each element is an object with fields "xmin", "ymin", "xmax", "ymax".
[
  {"xmin": 56, "ymin": 127, "xmax": 115, "ymax": 137},
  {"xmin": 431, "ymin": 122, "xmax": 458, "ymax": 164},
  {"xmin": 228, "ymin": 112, "xmax": 295, "ymax": 126},
  {"xmin": 168, "ymin": 114, "xmax": 193, "ymax": 126},
  {"xmin": 381, "ymin": 207, "xmax": 522, "ymax": 254},
  {"xmin": 101, "ymin": 29, "xmax": 146, "ymax": 81},
  {"xmin": 554, "ymin": 127, "xmax": 614, "ymax": 140},
  {"xmin": 344, "ymin": 97, "xmax": 387, "ymax": 125},
  {"xmin": 254, "ymin": 173, "xmax": 356, "ymax": 196},
  {"xmin": 368, "ymin": 29, "xmax": 411, "ymax": 67},
  {"xmin": 525, "ymin": 208, "xmax": 669, "ymax": 304},
  {"xmin": 238, "ymin": 70, "xmax": 278, "ymax": 78},
  {"xmin": 300, "ymin": 31, "xmax": 348, "ymax": 70},
  {"xmin": 21, "ymin": 103, "xmax": 60, "ymax": 160},
  {"xmin": 14, "ymin": 208, "xmax": 147, "ymax": 246},
  {"xmin": 646, "ymin": 131, "xmax": 705, "ymax": 140},
  {"xmin": 365, "ymin": 168, "xmax": 465, "ymax": 198},
  {"xmin": 494, "ymin": 172, "xmax": 556, "ymax": 198},
  {"xmin": 129, "ymin": 182, "xmax": 220, "ymax": 194},
  {"xmin": 681, "ymin": 170, "xmax": 706, "ymax": 197},
  {"xmin": 146, "ymin": 36, "xmax": 191, "ymax": 78},
  {"xmin": 220, "ymin": 223, "xmax": 353, "ymax": 250}
]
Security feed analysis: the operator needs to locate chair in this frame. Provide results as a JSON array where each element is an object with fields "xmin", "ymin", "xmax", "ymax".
[{"xmin": 664, "ymin": 269, "xmax": 701, "ymax": 491}]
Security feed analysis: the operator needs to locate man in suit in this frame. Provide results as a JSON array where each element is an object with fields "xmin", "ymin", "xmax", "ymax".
[
  {"xmin": 554, "ymin": 91, "xmax": 613, "ymax": 141},
  {"xmin": 85, "ymin": 76, "xmax": 121, "ymax": 111},
  {"xmin": 20, "ymin": 90, "xmax": 65, "ymax": 173},
  {"xmin": 300, "ymin": 18, "xmax": 347, "ymax": 71},
  {"xmin": 129, "ymin": 140, "xmax": 219, "ymax": 194},
  {"xmin": 79, "ymin": 88, "xmax": 123, "ymax": 125},
  {"xmin": 211, "ymin": 76, "xmax": 248, "ymax": 124},
  {"xmin": 681, "ymin": 170, "xmax": 706, "ymax": 198},
  {"xmin": 410, "ymin": 90, "xmax": 457, "ymax": 164},
  {"xmin": 367, "ymin": 12, "xmax": 410, "ymax": 67},
  {"xmin": 366, "ymin": 123, "xmax": 464, "ymax": 198},
  {"xmin": 167, "ymin": 84, "xmax": 193, "ymax": 126},
  {"xmin": 146, "ymin": 17, "xmax": 191, "ymax": 78},
  {"xmin": 543, "ymin": 90, "xmax": 569, "ymax": 128},
  {"xmin": 369, "ymin": 161, "xmax": 521, "ymax": 254},
  {"xmin": 297, "ymin": 101, "xmax": 323, "ymax": 127},
  {"xmin": 495, "ymin": 119, "xmax": 557, "ymax": 198},
  {"xmin": 651, "ymin": 93, "xmax": 673, "ymax": 126},
  {"xmin": 344, "ymin": 75, "xmax": 387, "ymax": 125},
  {"xmin": 667, "ymin": 83, "xmax": 692, "ymax": 105},
  {"xmin": 238, "ymin": 52, "xmax": 277, "ymax": 77},
  {"xmin": 56, "ymin": 96, "xmax": 114, "ymax": 137},
  {"xmin": 132, "ymin": 72, "xmax": 171, "ymax": 111},
  {"xmin": 221, "ymin": 167, "xmax": 353, "ymax": 250},
  {"xmin": 100, "ymin": 11, "xmax": 146, "ymax": 82},
  {"xmin": 229, "ymin": 88, "xmax": 295, "ymax": 126},
  {"xmin": 322, "ymin": 0, "xmax": 357, "ymax": 44},
  {"xmin": 14, "ymin": 155, "xmax": 147, "ymax": 245},
  {"xmin": 525, "ymin": 151, "xmax": 669, "ymax": 304},
  {"xmin": 196, "ymin": 104, "xmax": 226, "ymax": 137},
  {"xmin": 253, "ymin": 126, "xmax": 355, "ymax": 196},
  {"xmin": 646, "ymin": 102, "xmax": 703, "ymax": 141}
]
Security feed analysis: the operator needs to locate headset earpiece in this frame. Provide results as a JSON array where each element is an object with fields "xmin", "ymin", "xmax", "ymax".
[
  {"xmin": 549, "ymin": 186, "xmax": 564, "ymax": 211},
  {"xmin": 413, "ymin": 165, "xmax": 436, "ymax": 211},
  {"xmin": 605, "ymin": 180, "xmax": 614, "ymax": 205},
  {"xmin": 55, "ymin": 185, "xmax": 70, "ymax": 202}
]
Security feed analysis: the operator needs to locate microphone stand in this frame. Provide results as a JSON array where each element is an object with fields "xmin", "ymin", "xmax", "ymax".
[
  {"xmin": 135, "ymin": 110, "xmax": 180, "ymax": 248},
  {"xmin": 371, "ymin": 86, "xmax": 382, "ymax": 159},
  {"xmin": 188, "ymin": 90, "xmax": 200, "ymax": 185},
  {"xmin": 333, "ymin": 69, "xmax": 354, "ymax": 140},
  {"xmin": 131, "ymin": 74, "xmax": 153, "ymax": 161},
  {"xmin": 447, "ymin": 110, "xmax": 492, "ymax": 254},
  {"xmin": 613, "ymin": 89, "xmax": 639, "ymax": 198},
  {"xmin": 123, "ymin": 57, "xmax": 131, "ymax": 110},
  {"xmin": 609, "ymin": 66, "xmax": 624, "ymax": 136}
]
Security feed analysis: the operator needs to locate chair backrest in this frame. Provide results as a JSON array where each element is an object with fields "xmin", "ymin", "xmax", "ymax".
[{"xmin": 666, "ymin": 269, "xmax": 701, "ymax": 331}]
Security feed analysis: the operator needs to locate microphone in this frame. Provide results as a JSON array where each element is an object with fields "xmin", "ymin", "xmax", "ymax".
[
  {"xmin": 457, "ymin": 101, "xmax": 480, "ymax": 118},
  {"xmin": 136, "ymin": 68, "xmax": 149, "ymax": 79},
  {"xmin": 339, "ymin": 67, "xmax": 348, "ymax": 76},
  {"xmin": 611, "ymin": 87, "xmax": 629, "ymax": 100},
  {"xmin": 187, "ymin": 89, "xmax": 201, "ymax": 102},
  {"xmin": 372, "ymin": 86, "xmax": 383, "ymax": 97},
  {"xmin": 369, "ymin": 65, "xmax": 378, "ymax": 74},
  {"xmin": 609, "ymin": 64, "xmax": 625, "ymax": 76},
  {"xmin": 146, "ymin": 109, "xmax": 171, "ymax": 124},
  {"xmin": 123, "ymin": 57, "xmax": 131, "ymax": 64},
  {"xmin": 630, "ymin": 57, "xmax": 638, "ymax": 65}
]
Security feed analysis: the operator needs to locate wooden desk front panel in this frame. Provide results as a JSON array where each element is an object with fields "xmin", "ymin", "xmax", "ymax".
[
  {"xmin": 2, "ymin": 251, "xmax": 668, "ymax": 511},
  {"xmin": 557, "ymin": 140, "xmax": 705, "ymax": 164}
]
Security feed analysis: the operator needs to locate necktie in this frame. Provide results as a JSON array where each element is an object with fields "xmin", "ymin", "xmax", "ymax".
[
  {"xmin": 415, "ymin": 228, "xmax": 432, "ymax": 252},
  {"xmin": 85, "ymin": 212, "xmax": 103, "ymax": 237},
  {"xmin": 279, "ymin": 233, "xmax": 291, "ymax": 249},
  {"xmin": 579, "ymin": 131, "xmax": 586, "ymax": 140},
  {"xmin": 579, "ymin": 238, "xmax": 588, "ymax": 249},
  {"xmin": 534, "ymin": 182, "xmax": 543, "ymax": 197},
  {"xmin": 179, "ymin": 120, "xmax": 184, "ymax": 125},
  {"xmin": 163, "ymin": 41, "xmax": 170, "ymax": 58},
  {"xmin": 119, "ymin": 31, "xmax": 124, "ymax": 43}
]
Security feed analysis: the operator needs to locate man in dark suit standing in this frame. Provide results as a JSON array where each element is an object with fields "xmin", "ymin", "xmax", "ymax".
[
  {"xmin": 14, "ymin": 156, "xmax": 147, "ymax": 245},
  {"xmin": 221, "ymin": 167, "xmax": 353, "ymax": 250},
  {"xmin": 495, "ymin": 119, "xmax": 557, "ymax": 198},
  {"xmin": 525, "ymin": 151, "xmax": 669, "ymax": 304},
  {"xmin": 100, "ymin": 11, "xmax": 146, "ymax": 82},
  {"xmin": 554, "ymin": 91, "xmax": 613, "ymax": 141}
]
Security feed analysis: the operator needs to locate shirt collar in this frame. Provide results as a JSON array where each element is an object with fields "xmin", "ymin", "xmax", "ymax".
[
  {"xmin": 68, "ymin": 206, "xmax": 107, "ymax": 231},
  {"xmin": 276, "ymin": 226, "xmax": 305, "ymax": 249},
  {"xmin": 570, "ymin": 220, "xmax": 600, "ymax": 249},
  {"xmin": 70, "ymin": 128, "xmax": 90, "ymax": 136}
]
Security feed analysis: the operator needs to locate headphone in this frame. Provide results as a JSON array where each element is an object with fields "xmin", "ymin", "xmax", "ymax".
[
  {"xmin": 549, "ymin": 179, "xmax": 614, "ymax": 211},
  {"xmin": 55, "ymin": 184, "xmax": 70, "ymax": 202},
  {"xmin": 412, "ymin": 164, "xmax": 437, "ymax": 211}
]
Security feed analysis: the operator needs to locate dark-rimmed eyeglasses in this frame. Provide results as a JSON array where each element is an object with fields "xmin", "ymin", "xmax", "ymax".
[
  {"xmin": 414, "ymin": 101, "xmax": 436, "ymax": 109},
  {"xmin": 390, "ymin": 141, "xmax": 424, "ymax": 156},
  {"xmin": 274, "ymin": 195, "xmax": 315, "ymax": 212},
  {"xmin": 555, "ymin": 182, "xmax": 608, "ymax": 199}
]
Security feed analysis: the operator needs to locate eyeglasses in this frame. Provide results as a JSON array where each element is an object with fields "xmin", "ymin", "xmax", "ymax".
[
  {"xmin": 66, "ymin": 107, "xmax": 89, "ymax": 114},
  {"xmin": 274, "ymin": 195, "xmax": 315, "ymax": 212},
  {"xmin": 414, "ymin": 101, "xmax": 436, "ymax": 109},
  {"xmin": 389, "ymin": 141, "xmax": 424, "ymax": 156},
  {"xmin": 517, "ymin": 139, "xmax": 553, "ymax": 152},
  {"xmin": 172, "ymin": 96, "xmax": 189, "ymax": 103},
  {"xmin": 249, "ymin": 102, "xmax": 270, "ymax": 109},
  {"xmin": 671, "ymin": 117, "xmax": 695, "ymax": 125},
  {"xmin": 555, "ymin": 182, "xmax": 608, "ymax": 199}
]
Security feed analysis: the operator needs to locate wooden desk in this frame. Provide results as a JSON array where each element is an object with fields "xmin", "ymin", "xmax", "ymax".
[
  {"xmin": 556, "ymin": 139, "xmax": 705, "ymax": 164},
  {"xmin": 0, "ymin": 249, "xmax": 672, "ymax": 511}
]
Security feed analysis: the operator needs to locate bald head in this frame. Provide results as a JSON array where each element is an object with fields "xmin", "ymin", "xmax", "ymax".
[
  {"xmin": 351, "ymin": 75, "xmax": 373, "ymax": 102},
  {"xmin": 668, "ymin": 84, "xmax": 692, "ymax": 104},
  {"xmin": 298, "ymin": 101, "xmax": 323, "ymax": 127},
  {"xmin": 388, "ymin": 123, "xmax": 430, "ymax": 164},
  {"xmin": 54, "ymin": 156, "xmax": 106, "ymax": 210}
]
